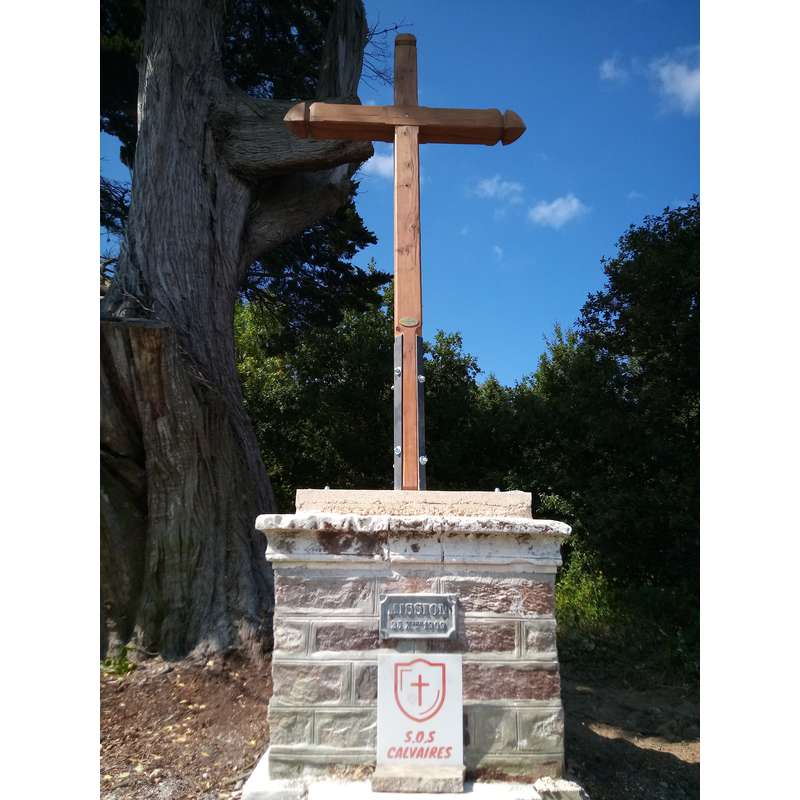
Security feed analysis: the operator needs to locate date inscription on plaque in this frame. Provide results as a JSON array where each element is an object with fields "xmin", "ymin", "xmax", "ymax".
[{"xmin": 379, "ymin": 593, "xmax": 457, "ymax": 640}]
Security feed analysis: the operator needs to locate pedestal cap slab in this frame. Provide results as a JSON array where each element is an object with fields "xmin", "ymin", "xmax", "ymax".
[
  {"xmin": 295, "ymin": 489, "xmax": 532, "ymax": 518},
  {"xmin": 256, "ymin": 512, "xmax": 570, "ymax": 570}
]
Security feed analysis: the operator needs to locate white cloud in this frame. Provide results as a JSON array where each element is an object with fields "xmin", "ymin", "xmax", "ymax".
[
  {"xmin": 361, "ymin": 149, "xmax": 393, "ymax": 179},
  {"xmin": 473, "ymin": 174, "xmax": 524, "ymax": 204},
  {"xmin": 650, "ymin": 50, "xmax": 699, "ymax": 114},
  {"xmin": 627, "ymin": 190, "xmax": 644, "ymax": 200},
  {"xmin": 360, "ymin": 145, "xmax": 426, "ymax": 184},
  {"xmin": 492, "ymin": 245, "xmax": 504, "ymax": 261},
  {"xmin": 600, "ymin": 56, "xmax": 628, "ymax": 82},
  {"xmin": 528, "ymin": 194, "xmax": 588, "ymax": 229}
]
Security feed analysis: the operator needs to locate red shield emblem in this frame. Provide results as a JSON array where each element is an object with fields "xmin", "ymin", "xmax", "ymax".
[{"xmin": 393, "ymin": 658, "xmax": 447, "ymax": 722}]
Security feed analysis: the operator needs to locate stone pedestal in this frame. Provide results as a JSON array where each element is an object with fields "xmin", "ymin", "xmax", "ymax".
[{"xmin": 243, "ymin": 490, "xmax": 570, "ymax": 800}]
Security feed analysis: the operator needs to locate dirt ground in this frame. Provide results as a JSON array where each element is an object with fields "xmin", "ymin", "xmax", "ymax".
[
  {"xmin": 100, "ymin": 655, "xmax": 698, "ymax": 799},
  {"xmin": 100, "ymin": 654, "xmax": 271, "ymax": 799},
  {"xmin": 562, "ymin": 673, "xmax": 699, "ymax": 800}
]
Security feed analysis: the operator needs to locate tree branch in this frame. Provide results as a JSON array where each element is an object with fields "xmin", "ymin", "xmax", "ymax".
[
  {"xmin": 213, "ymin": 0, "xmax": 373, "ymax": 182},
  {"xmin": 228, "ymin": 0, "xmax": 374, "ymax": 263},
  {"xmin": 242, "ymin": 167, "xmax": 356, "ymax": 265},
  {"xmin": 211, "ymin": 93, "xmax": 372, "ymax": 182}
]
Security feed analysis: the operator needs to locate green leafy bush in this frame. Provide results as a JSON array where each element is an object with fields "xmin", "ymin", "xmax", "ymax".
[
  {"xmin": 556, "ymin": 544, "xmax": 698, "ymax": 687},
  {"xmin": 101, "ymin": 645, "xmax": 136, "ymax": 676}
]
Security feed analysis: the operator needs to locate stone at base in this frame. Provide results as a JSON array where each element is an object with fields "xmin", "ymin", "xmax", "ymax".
[
  {"xmin": 241, "ymin": 753, "xmax": 307, "ymax": 800},
  {"xmin": 532, "ymin": 777, "xmax": 589, "ymax": 800},
  {"xmin": 371, "ymin": 765, "xmax": 465, "ymax": 793},
  {"xmin": 241, "ymin": 759, "xmax": 590, "ymax": 800},
  {"xmin": 311, "ymin": 780, "xmax": 543, "ymax": 798}
]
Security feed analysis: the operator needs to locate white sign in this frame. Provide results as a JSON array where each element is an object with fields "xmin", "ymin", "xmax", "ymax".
[{"xmin": 376, "ymin": 653, "xmax": 463, "ymax": 767}]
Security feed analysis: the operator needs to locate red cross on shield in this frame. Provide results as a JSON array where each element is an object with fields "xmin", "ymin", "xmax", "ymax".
[{"xmin": 393, "ymin": 658, "xmax": 447, "ymax": 722}]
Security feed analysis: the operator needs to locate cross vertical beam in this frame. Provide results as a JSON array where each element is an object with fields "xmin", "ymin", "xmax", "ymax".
[
  {"xmin": 282, "ymin": 32, "xmax": 527, "ymax": 493},
  {"xmin": 392, "ymin": 35, "xmax": 425, "ymax": 490}
]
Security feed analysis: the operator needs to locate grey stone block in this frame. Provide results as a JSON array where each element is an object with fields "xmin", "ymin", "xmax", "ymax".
[
  {"xmin": 464, "ymin": 752, "xmax": 564, "ymax": 780},
  {"xmin": 268, "ymin": 709, "xmax": 315, "ymax": 747},
  {"xmin": 524, "ymin": 620, "xmax": 558, "ymax": 656},
  {"xmin": 353, "ymin": 662, "xmax": 377, "ymax": 704},
  {"xmin": 275, "ymin": 621, "xmax": 308, "ymax": 654},
  {"xmin": 268, "ymin": 750, "xmax": 374, "ymax": 781},
  {"xmin": 316, "ymin": 709, "xmax": 377, "ymax": 748},
  {"xmin": 518, "ymin": 707, "xmax": 565, "ymax": 753},
  {"xmin": 467, "ymin": 705, "xmax": 517, "ymax": 754},
  {"xmin": 241, "ymin": 752, "xmax": 307, "ymax": 800},
  {"xmin": 272, "ymin": 662, "xmax": 349, "ymax": 705},
  {"xmin": 370, "ymin": 764, "xmax": 465, "ymax": 793}
]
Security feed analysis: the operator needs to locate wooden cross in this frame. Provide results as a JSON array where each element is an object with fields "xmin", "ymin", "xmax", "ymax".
[{"xmin": 285, "ymin": 33, "xmax": 526, "ymax": 490}]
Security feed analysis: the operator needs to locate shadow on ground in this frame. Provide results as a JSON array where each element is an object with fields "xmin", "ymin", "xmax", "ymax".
[{"xmin": 563, "ymin": 675, "xmax": 699, "ymax": 800}]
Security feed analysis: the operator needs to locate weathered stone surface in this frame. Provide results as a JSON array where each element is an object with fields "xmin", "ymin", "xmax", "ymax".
[
  {"xmin": 525, "ymin": 621, "xmax": 558, "ymax": 655},
  {"xmin": 463, "ymin": 664, "xmax": 561, "ymax": 701},
  {"xmin": 272, "ymin": 663, "xmax": 348, "ymax": 705},
  {"xmin": 275, "ymin": 576, "xmax": 373, "ymax": 612},
  {"xmin": 296, "ymin": 489, "xmax": 533, "ymax": 518},
  {"xmin": 314, "ymin": 621, "xmax": 378, "ymax": 652},
  {"xmin": 377, "ymin": 574, "xmax": 437, "ymax": 595},
  {"xmin": 242, "ymin": 752, "xmax": 307, "ymax": 800},
  {"xmin": 468, "ymin": 706, "xmax": 517, "ymax": 753},
  {"xmin": 353, "ymin": 663, "xmax": 377, "ymax": 702},
  {"xmin": 388, "ymin": 516, "xmax": 568, "ymax": 537},
  {"xmin": 441, "ymin": 577, "xmax": 554, "ymax": 615},
  {"xmin": 464, "ymin": 620, "xmax": 516, "ymax": 652},
  {"xmin": 316, "ymin": 710, "xmax": 377, "ymax": 748},
  {"xmin": 259, "ymin": 512, "xmax": 569, "ymax": 541},
  {"xmin": 440, "ymin": 620, "xmax": 517, "ymax": 654},
  {"xmin": 518, "ymin": 708, "xmax": 564, "ymax": 752},
  {"xmin": 467, "ymin": 754, "xmax": 564, "ymax": 781},
  {"xmin": 275, "ymin": 621, "xmax": 308, "ymax": 653},
  {"xmin": 371, "ymin": 764, "xmax": 465, "ymax": 793},
  {"xmin": 534, "ymin": 776, "xmax": 589, "ymax": 799},
  {"xmin": 268, "ymin": 709, "xmax": 315, "ymax": 746},
  {"xmin": 262, "ymin": 513, "xmax": 568, "ymax": 570},
  {"xmin": 268, "ymin": 753, "xmax": 374, "ymax": 781}
]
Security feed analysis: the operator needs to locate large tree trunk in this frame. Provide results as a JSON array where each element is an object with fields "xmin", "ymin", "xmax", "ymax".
[{"xmin": 101, "ymin": 0, "xmax": 372, "ymax": 659}]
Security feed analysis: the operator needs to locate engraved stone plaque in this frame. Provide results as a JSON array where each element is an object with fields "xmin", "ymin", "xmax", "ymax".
[
  {"xmin": 379, "ymin": 593, "xmax": 457, "ymax": 640},
  {"xmin": 373, "ymin": 652, "xmax": 464, "ymax": 791}
]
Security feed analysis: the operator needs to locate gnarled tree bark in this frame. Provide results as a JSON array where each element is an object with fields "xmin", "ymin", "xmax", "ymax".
[{"xmin": 101, "ymin": 0, "xmax": 372, "ymax": 659}]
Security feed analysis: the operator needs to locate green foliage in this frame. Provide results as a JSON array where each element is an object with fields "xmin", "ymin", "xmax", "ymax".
[
  {"xmin": 556, "ymin": 548, "xmax": 617, "ymax": 637},
  {"xmin": 556, "ymin": 545, "xmax": 699, "ymax": 686},
  {"xmin": 519, "ymin": 199, "xmax": 699, "ymax": 594},
  {"xmin": 242, "ymin": 195, "xmax": 390, "ymax": 355},
  {"xmin": 236, "ymin": 201, "xmax": 699, "ymax": 684},
  {"xmin": 101, "ymin": 645, "xmax": 136, "ymax": 676},
  {"xmin": 236, "ymin": 271, "xmax": 511, "ymax": 508},
  {"xmin": 237, "ymin": 265, "xmax": 395, "ymax": 511}
]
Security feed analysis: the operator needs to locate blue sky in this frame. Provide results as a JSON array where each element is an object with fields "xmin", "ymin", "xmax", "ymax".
[{"xmin": 101, "ymin": 0, "xmax": 699, "ymax": 386}]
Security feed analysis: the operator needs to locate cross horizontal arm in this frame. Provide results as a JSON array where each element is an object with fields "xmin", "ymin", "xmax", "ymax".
[{"xmin": 284, "ymin": 101, "xmax": 526, "ymax": 146}]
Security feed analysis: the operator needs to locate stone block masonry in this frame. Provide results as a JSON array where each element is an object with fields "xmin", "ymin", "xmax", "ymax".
[{"xmin": 249, "ymin": 490, "xmax": 570, "ymax": 794}]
